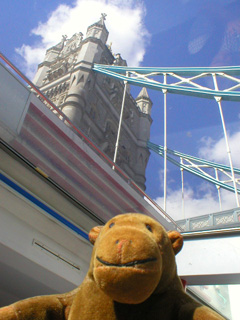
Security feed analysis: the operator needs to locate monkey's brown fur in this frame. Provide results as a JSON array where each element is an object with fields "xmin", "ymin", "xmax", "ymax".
[{"xmin": 0, "ymin": 213, "xmax": 225, "ymax": 320}]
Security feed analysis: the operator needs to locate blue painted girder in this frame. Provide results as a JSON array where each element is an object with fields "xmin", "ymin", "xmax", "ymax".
[
  {"xmin": 93, "ymin": 64, "xmax": 240, "ymax": 101},
  {"xmin": 147, "ymin": 141, "xmax": 240, "ymax": 194}
]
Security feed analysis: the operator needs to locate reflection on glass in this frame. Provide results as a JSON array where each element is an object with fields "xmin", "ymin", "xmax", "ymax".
[{"xmin": 189, "ymin": 285, "xmax": 240, "ymax": 320}]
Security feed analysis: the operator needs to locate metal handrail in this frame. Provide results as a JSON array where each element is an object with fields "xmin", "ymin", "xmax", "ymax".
[{"xmin": 182, "ymin": 227, "xmax": 240, "ymax": 239}]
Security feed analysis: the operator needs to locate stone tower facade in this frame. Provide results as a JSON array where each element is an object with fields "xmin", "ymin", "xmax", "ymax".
[{"xmin": 33, "ymin": 15, "xmax": 152, "ymax": 190}]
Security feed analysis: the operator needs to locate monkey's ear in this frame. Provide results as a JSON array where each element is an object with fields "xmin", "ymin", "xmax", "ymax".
[
  {"xmin": 167, "ymin": 231, "xmax": 183, "ymax": 255},
  {"xmin": 89, "ymin": 226, "xmax": 103, "ymax": 244}
]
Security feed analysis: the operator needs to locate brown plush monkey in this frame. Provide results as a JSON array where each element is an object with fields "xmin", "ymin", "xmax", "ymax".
[{"xmin": 0, "ymin": 213, "xmax": 225, "ymax": 319}]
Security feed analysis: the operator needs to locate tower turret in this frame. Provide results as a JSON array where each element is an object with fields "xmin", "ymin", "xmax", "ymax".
[
  {"xmin": 135, "ymin": 87, "xmax": 152, "ymax": 116},
  {"xmin": 33, "ymin": 16, "xmax": 152, "ymax": 191},
  {"xmin": 62, "ymin": 14, "xmax": 110, "ymax": 126},
  {"xmin": 85, "ymin": 13, "xmax": 109, "ymax": 44},
  {"xmin": 133, "ymin": 88, "xmax": 153, "ymax": 189}
]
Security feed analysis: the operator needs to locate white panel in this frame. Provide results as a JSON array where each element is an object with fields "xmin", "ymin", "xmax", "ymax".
[
  {"xmin": 176, "ymin": 236, "xmax": 240, "ymax": 285},
  {"xmin": 0, "ymin": 181, "xmax": 92, "ymax": 291}
]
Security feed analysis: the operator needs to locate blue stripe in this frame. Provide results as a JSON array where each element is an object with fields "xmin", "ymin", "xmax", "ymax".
[{"xmin": 0, "ymin": 172, "xmax": 89, "ymax": 241}]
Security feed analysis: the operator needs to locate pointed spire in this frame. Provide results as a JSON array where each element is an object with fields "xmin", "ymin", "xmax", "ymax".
[
  {"xmin": 88, "ymin": 13, "xmax": 107, "ymax": 30},
  {"xmin": 99, "ymin": 13, "xmax": 107, "ymax": 25},
  {"xmin": 136, "ymin": 87, "xmax": 151, "ymax": 101},
  {"xmin": 135, "ymin": 87, "xmax": 152, "ymax": 115},
  {"xmin": 86, "ymin": 13, "xmax": 109, "ymax": 44}
]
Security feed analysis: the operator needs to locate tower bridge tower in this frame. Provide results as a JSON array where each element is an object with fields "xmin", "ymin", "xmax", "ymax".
[{"xmin": 33, "ymin": 15, "xmax": 152, "ymax": 190}]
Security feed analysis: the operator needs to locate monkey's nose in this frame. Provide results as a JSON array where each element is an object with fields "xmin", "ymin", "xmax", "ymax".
[{"xmin": 116, "ymin": 239, "xmax": 132, "ymax": 251}]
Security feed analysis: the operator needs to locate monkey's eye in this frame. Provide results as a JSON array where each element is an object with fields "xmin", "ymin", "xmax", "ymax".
[
  {"xmin": 109, "ymin": 222, "xmax": 115, "ymax": 228},
  {"xmin": 146, "ymin": 224, "xmax": 153, "ymax": 232}
]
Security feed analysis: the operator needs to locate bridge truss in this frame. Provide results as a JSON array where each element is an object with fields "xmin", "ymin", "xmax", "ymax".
[{"xmin": 93, "ymin": 64, "xmax": 240, "ymax": 212}]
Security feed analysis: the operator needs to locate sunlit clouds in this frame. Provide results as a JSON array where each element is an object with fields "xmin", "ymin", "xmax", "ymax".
[
  {"xmin": 13, "ymin": 0, "xmax": 240, "ymax": 220},
  {"xmin": 199, "ymin": 131, "xmax": 240, "ymax": 167},
  {"xmin": 154, "ymin": 130, "xmax": 240, "ymax": 220},
  {"xmin": 155, "ymin": 183, "xmax": 238, "ymax": 220},
  {"xmin": 15, "ymin": 0, "xmax": 150, "ymax": 79}
]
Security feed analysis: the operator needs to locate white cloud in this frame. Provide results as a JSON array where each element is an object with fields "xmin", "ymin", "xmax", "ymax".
[
  {"xmin": 15, "ymin": 0, "xmax": 150, "ymax": 79},
  {"xmin": 199, "ymin": 131, "xmax": 240, "ymax": 167},
  {"xmin": 154, "ymin": 129, "xmax": 240, "ymax": 222},
  {"xmin": 155, "ymin": 183, "xmax": 238, "ymax": 222}
]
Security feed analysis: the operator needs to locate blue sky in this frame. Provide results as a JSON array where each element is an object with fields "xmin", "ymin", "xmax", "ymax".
[{"xmin": 1, "ymin": 0, "xmax": 240, "ymax": 219}]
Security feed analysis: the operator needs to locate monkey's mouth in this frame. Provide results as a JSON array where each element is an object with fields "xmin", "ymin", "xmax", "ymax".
[{"xmin": 96, "ymin": 256, "xmax": 157, "ymax": 267}]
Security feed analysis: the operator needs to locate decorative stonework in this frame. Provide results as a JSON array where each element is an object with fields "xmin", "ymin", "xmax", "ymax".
[
  {"xmin": 33, "ymin": 17, "xmax": 152, "ymax": 190},
  {"xmin": 60, "ymin": 33, "xmax": 83, "ymax": 57}
]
